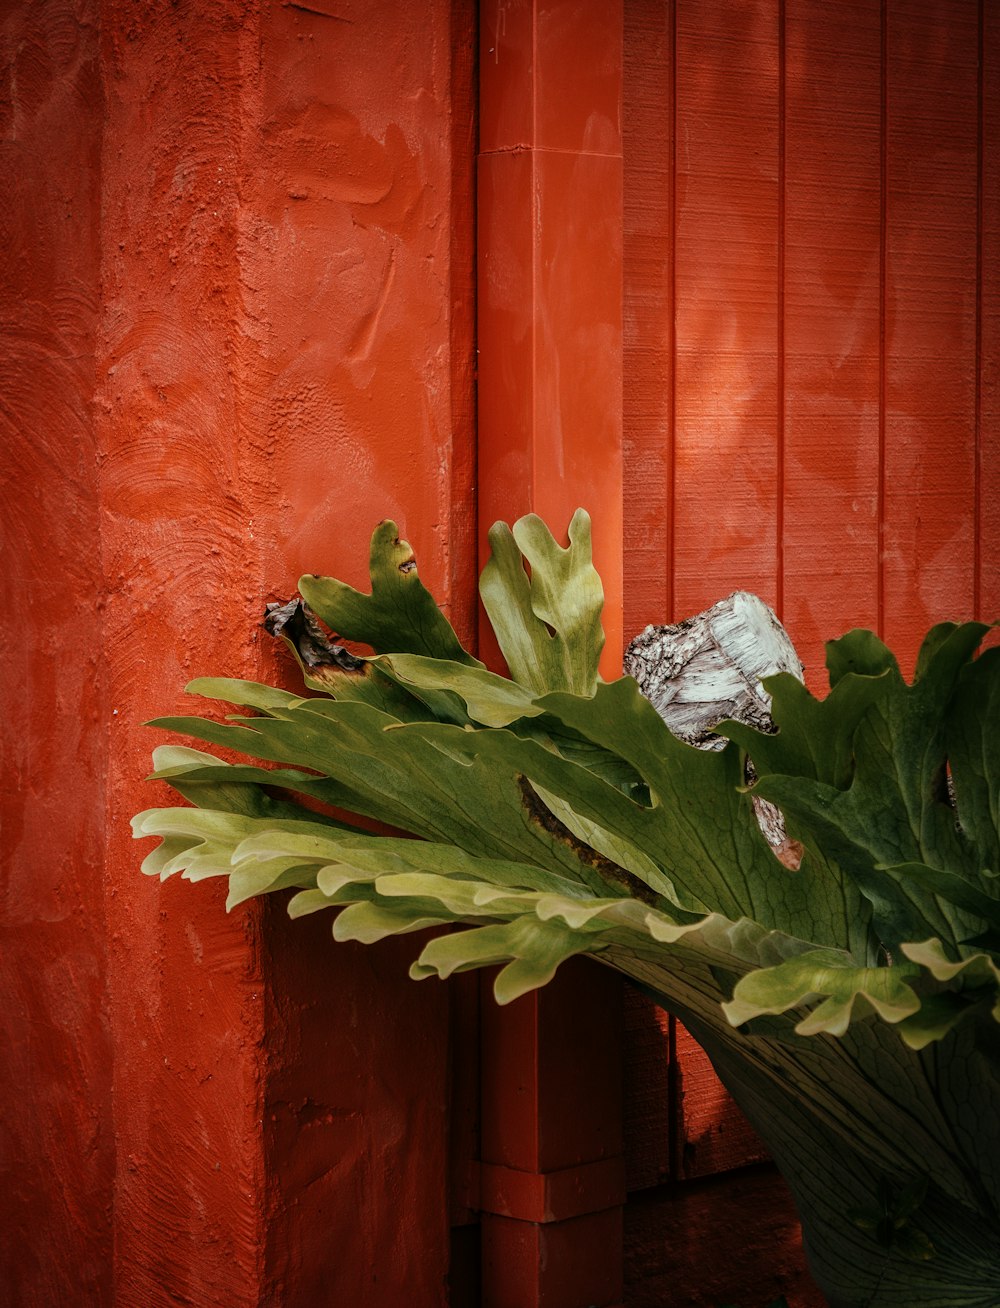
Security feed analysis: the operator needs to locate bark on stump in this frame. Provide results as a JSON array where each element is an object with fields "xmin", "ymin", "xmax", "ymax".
[{"xmin": 624, "ymin": 592, "xmax": 805, "ymax": 864}]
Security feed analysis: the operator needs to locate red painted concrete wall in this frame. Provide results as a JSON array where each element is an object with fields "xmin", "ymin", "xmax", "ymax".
[
  {"xmin": 3, "ymin": 1, "xmax": 475, "ymax": 1304},
  {"xmin": 0, "ymin": 5, "xmax": 112, "ymax": 1302}
]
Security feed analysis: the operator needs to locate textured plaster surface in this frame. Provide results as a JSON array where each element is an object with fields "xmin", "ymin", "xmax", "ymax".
[
  {"xmin": 0, "ymin": 3, "xmax": 113, "ymax": 1302},
  {"xmin": 3, "ymin": 0, "xmax": 475, "ymax": 1303}
]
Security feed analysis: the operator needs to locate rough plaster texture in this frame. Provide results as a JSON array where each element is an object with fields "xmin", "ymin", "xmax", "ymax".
[
  {"xmin": 0, "ymin": 4, "xmax": 112, "ymax": 1302},
  {"xmin": 3, "ymin": 1, "xmax": 476, "ymax": 1303}
]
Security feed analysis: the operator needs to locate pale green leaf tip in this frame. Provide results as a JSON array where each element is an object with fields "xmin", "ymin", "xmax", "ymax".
[
  {"xmin": 184, "ymin": 677, "xmax": 216, "ymax": 695},
  {"xmin": 568, "ymin": 506, "xmax": 592, "ymax": 537},
  {"xmin": 493, "ymin": 967, "xmax": 534, "ymax": 1006}
]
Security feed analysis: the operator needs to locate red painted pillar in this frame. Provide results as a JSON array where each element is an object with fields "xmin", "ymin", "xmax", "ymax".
[
  {"xmin": 96, "ymin": 2, "xmax": 475, "ymax": 1305},
  {"xmin": 477, "ymin": 2, "xmax": 626, "ymax": 1304}
]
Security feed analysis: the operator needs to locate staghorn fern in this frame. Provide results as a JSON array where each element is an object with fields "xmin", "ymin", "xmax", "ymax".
[{"xmin": 134, "ymin": 512, "xmax": 1000, "ymax": 1308}]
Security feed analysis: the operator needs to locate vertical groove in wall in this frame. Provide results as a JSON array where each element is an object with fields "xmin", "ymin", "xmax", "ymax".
[
  {"xmin": 446, "ymin": 0, "xmax": 482, "ymax": 1245},
  {"xmin": 878, "ymin": 0, "xmax": 888, "ymax": 638},
  {"xmin": 776, "ymin": 0, "xmax": 786, "ymax": 621},
  {"xmin": 530, "ymin": 3, "xmax": 539, "ymax": 511},
  {"xmin": 975, "ymin": 0, "xmax": 985, "ymax": 620},
  {"xmin": 668, "ymin": 0, "xmax": 677, "ymax": 621},
  {"xmin": 666, "ymin": 1014, "xmax": 680, "ymax": 1180}
]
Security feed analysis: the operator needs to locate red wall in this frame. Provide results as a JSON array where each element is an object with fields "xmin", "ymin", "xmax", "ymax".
[
  {"xmin": 0, "ymin": 5, "xmax": 112, "ymax": 1301},
  {"xmin": 2, "ymin": 0, "xmax": 997, "ymax": 1305},
  {"xmin": 622, "ymin": 1, "xmax": 998, "ymax": 1302},
  {"xmin": 625, "ymin": 0, "xmax": 999, "ymax": 675},
  {"xmin": 3, "ymin": 1, "xmax": 476, "ymax": 1304}
]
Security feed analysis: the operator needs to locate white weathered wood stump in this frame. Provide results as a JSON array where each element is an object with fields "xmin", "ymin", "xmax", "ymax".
[{"xmin": 624, "ymin": 592, "xmax": 805, "ymax": 866}]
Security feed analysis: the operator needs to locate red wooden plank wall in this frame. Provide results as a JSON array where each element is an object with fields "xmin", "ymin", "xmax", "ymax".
[
  {"xmin": 625, "ymin": 0, "xmax": 997, "ymax": 672},
  {"xmin": 622, "ymin": 0, "xmax": 999, "ymax": 1290}
]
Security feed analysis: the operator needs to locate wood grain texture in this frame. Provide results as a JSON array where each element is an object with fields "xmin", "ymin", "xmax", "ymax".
[
  {"xmin": 672, "ymin": 0, "xmax": 781, "ymax": 616},
  {"xmin": 882, "ymin": 0, "xmax": 980, "ymax": 673},
  {"xmin": 624, "ymin": 0, "xmax": 991, "ymax": 663},
  {"xmin": 625, "ymin": 591, "xmax": 803, "ymax": 746},
  {"xmin": 782, "ymin": 0, "xmax": 882, "ymax": 682},
  {"xmin": 980, "ymin": 0, "xmax": 1000, "ymax": 623},
  {"xmin": 624, "ymin": 0, "xmax": 674, "ymax": 641},
  {"xmin": 621, "ymin": 0, "xmax": 997, "ymax": 1275},
  {"xmin": 672, "ymin": 1025, "xmax": 770, "ymax": 1181}
]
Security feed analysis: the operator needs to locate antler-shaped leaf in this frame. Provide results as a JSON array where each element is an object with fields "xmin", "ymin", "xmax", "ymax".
[{"xmin": 479, "ymin": 509, "xmax": 604, "ymax": 695}]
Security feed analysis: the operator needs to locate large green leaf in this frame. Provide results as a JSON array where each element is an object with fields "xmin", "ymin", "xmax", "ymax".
[
  {"xmin": 722, "ymin": 948, "xmax": 922, "ymax": 1038},
  {"xmin": 948, "ymin": 645, "xmax": 1000, "ymax": 877},
  {"xmin": 479, "ymin": 509, "xmax": 604, "ymax": 695},
  {"xmin": 734, "ymin": 623, "xmax": 993, "ymax": 954},
  {"xmin": 411, "ymin": 917, "xmax": 600, "ymax": 1004},
  {"xmin": 298, "ymin": 519, "xmax": 479, "ymax": 665},
  {"xmin": 533, "ymin": 678, "xmax": 867, "ymax": 951},
  {"xmin": 377, "ymin": 653, "xmax": 541, "ymax": 727}
]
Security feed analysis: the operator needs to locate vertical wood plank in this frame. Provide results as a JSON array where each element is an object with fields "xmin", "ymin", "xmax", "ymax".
[
  {"xmin": 883, "ymin": 0, "xmax": 980, "ymax": 671},
  {"xmin": 623, "ymin": 0, "xmax": 790, "ymax": 1196},
  {"xmin": 478, "ymin": 4, "xmax": 626, "ymax": 1303},
  {"xmin": 668, "ymin": 0, "xmax": 784, "ymax": 1184},
  {"xmin": 980, "ymin": 0, "xmax": 1000, "ymax": 623},
  {"xmin": 624, "ymin": 0, "xmax": 674, "ymax": 643},
  {"xmin": 673, "ymin": 0, "xmax": 781, "ymax": 616},
  {"xmin": 620, "ymin": 0, "xmax": 676, "ymax": 1192},
  {"xmin": 782, "ymin": 0, "xmax": 882, "ymax": 684}
]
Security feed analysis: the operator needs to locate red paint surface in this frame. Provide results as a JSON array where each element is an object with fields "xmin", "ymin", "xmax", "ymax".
[
  {"xmin": 483, "ymin": 1209, "xmax": 625, "ymax": 1308},
  {"xmin": 985, "ymin": 0, "xmax": 1000, "ymax": 622},
  {"xmin": 624, "ymin": 0, "xmax": 999, "ymax": 673},
  {"xmin": 478, "ymin": 0, "xmax": 624, "ymax": 666},
  {"xmin": 782, "ymin": 0, "xmax": 882, "ymax": 669},
  {"xmin": 623, "ymin": 0, "xmax": 998, "ymax": 1303},
  {"xmin": 623, "ymin": 0, "xmax": 674, "ymax": 642},
  {"xmin": 5, "ymin": 0, "xmax": 475, "ymax": 1303},
  {"xmin": 480, "ymin": 962, "xmax": 624, "ymax": 1180},
  {"xmin": 0, "ymin": 5, "xmax": 112, "ymax": 1302},
  {"xmin": 477, "ymin": 4, "xmax": 625, "ymax": 1303},
  {"xmin": 98, "ymin": 7, "xmax": 272, "ymax": 1300},
  {"xmin": 6, "ymin": 1, "xmax": 997, "ymax": 1304},
  {"xmin": 882, "ymin": 0, "xmax": 980, "ymax": 662}
]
